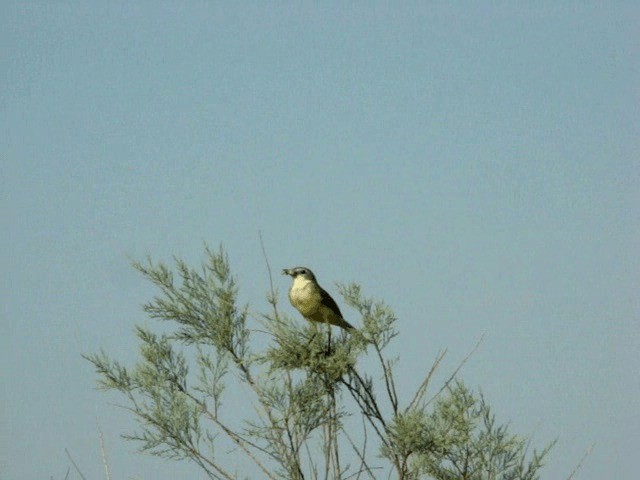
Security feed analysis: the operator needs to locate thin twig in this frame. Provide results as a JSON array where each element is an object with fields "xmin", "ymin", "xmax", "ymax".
[
  {"xmin": 341, "ymin": 417, "xmax": 377, "ymax": 480},
  {"xmin": 567, "ymin": 443, "xmax": 595, "ymax": 480},
  {"xmin": 193, "ymin": 396, "xmax": 278, "ymax": 480},
  {"xmin": 330, "ymin": 386, "xmax": 341, "ymax": 480},
  {"xmin": 120, "ymin": 394, "xmax": 235, "ymax": 480},
  {"xmin": 323, "ymin": 410, "xmax": 331, "ymax": 480},
  {"xmin": 386, "ymin": 359, "xmax": 399, "ymax": 412},
  {"xmin": 374, "ymin": 343, "xmax": 398, "ymax": 414},
  {"xmin": 259, "ymin": 230, "xmax": 279, "ymax": 318},
  {"xmin": 425, "ymin": 333, "xmax": 485, "ymax": 408},
  {"xmin": 96, "ymin": 419, "xmax": 112, "ymax": 480},
  {"xmin": 304, "ymin": 439, "xmax": 318, "ymax": 480},
  {"xmin": 339, "ymin": 374, "xmax": 389, "ymax": 449},
  {"xmin": 348, "ymin": 367, "xmax": 387, "ymax": 429},
  {"xmin": 64, "ymin": 449, "xmax": 87, "ymax": 480},
  {"xmin": 407, "ymin": 349, "xmax": 447, "ymax": 411},
  {"xmin": 283, "ymin": 370, "xmax": 305, "ymax": 479}
]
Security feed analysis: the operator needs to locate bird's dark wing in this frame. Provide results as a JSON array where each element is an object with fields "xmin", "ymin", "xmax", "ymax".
[
  {"xmin": 319, "ymin": 287, "xmax": 344, "ymax": 319},
  {"xmin": 317, "ymin": 287, "xmax": 355, "ymax": 330}
]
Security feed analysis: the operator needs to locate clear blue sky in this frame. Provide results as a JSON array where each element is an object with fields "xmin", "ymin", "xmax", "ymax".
[{"xmin": 2, "ymin": 2, "xmax": 638, "ymax": 479}]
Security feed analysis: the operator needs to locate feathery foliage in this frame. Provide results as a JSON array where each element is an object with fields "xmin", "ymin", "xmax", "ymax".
[{"xmin": 85, "ymin": 245, "xmax": 555, "ymax": 479}]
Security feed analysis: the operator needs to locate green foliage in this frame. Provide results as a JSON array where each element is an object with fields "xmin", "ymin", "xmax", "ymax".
[
  {"xmin": 85, "ymin": 245, "xmax": 555, "ymax": 480},
  {"xmin": 384, "ymin": 382, "xmax": 556, "ymax": 480}
]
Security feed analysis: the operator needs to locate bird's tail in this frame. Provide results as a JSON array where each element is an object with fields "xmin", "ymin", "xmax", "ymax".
[{"xmin": 335, "ymin": 317, "xmax": 356, "ymax": 331}]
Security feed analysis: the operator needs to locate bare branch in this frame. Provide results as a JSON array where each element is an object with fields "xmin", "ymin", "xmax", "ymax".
[
  {"xmin": 342, "ymin": 417, "xmax": 377, "ymax": 480},
  {"xmin": 425, "ymin": 333, "xmax": 485, "ymax": 408},
  {"xmin": 96, "ymin": 419, "xmax": 112, "ymax": 480},
  {"xmin": 64, "ymin": 449, "xmax": 87, "ymax": 480},
  {"xmin": 407, "ymin": 349, "xmax": 447, "ymax": 412},
  {"xmin": 259, "ymin": 230, "xmax": 279, "ymax": 318},
  {"xmin": 373, "ymin": 343, "xmax": 398, "ymax": 414},
  {"xmin": 567, "ymin": 443, "xmax": 595, "ymax": 480}
]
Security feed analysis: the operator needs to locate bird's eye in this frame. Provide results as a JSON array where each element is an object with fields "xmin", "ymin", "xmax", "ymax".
[{"xmin": 300, "ymin": 269, "xmax": 306, "ymax": 274}]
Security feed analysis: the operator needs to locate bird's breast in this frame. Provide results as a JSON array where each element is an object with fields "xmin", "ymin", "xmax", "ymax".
[{"xmin": 289, "ymin": 280, "xmax": 321, "ymax": 317}]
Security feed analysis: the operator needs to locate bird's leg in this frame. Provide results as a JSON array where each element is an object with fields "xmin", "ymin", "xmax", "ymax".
[{"xmin": 326, "ymin": 321, "xmax": 332, "ymax": 355}]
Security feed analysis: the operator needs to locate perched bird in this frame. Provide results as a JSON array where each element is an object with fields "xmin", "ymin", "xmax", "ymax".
[{"xmin": 282, "ymin": 267, "xmax": 354, "ymax": 331}]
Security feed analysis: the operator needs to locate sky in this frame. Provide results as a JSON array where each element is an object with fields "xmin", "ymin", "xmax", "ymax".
[{"xmin": 1, "ymin": 2, "xmax": 638, "ymax": 479}]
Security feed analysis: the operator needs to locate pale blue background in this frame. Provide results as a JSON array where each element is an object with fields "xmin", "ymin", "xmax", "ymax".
[{"xmin": 2, "ymin": 2, "xmax": 638, "ymax": 479}]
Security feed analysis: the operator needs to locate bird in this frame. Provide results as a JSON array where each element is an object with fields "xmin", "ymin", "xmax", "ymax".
[{"xmin": 282, "ymin": 267, "xmax": 354, "ymax": 331}]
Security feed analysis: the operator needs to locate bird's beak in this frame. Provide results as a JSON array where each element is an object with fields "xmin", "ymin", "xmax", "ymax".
[{"xmin": 282, "ymin": 268, "xmax": 291, "ymax": 276}]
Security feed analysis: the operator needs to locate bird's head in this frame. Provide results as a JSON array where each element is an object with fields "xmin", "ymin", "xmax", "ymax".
[{"xmin": 282, "ymin": 267, "xmax": 317, "ymax": 282}]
